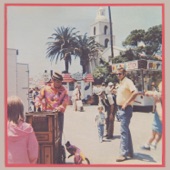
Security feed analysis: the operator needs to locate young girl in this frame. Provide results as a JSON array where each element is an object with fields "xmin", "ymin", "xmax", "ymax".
[
  {"xmin": 7, "ymin": 96, "xmax": 39, "ymax": 164},
  {"xmin": 95, "ymin": 105, "xmax": 106, "ymax": 143},
  {"xmin": 141, "ymin": 81, "xmax": 162, "ymax": 150}
]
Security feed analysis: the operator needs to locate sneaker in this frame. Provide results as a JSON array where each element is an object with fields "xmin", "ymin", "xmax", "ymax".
[
  {"xmin": 150, "ymin": 145, "xmax": 156, "ymax": 150},
  {"xmin": 140, "ymin": 146, "xmax": 150, "ymax": 150},
  {"xmin": 99, "ymin": 138, "xmax": 103, "ymax": 143}
]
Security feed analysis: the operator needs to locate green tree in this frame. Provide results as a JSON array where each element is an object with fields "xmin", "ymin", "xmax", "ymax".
[
  {"xmin": 122, "ymin": 29, "xmax": 145, "ymax": 47},
  {"xmin": 75, "ymin": 33, "xmax": 104, "ymax": 74},
  {"xmin": 46, "ymin": 26, "xmax": 79, "ymax": 73},
  {"xmin": 122, "ymin": 25, "xmax": 162, "ymax": 57},
  {"xmin": 93, "ymin": 61, "xmax": 118, "ymax": 85},
  {"xmin": 144, "ymin": 25, "xmax": 162, "ymax": 55}
]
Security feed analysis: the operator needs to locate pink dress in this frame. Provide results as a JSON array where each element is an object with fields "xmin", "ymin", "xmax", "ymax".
[{"xmin": 8, "ymin": 121, "xmax": 39, "ymax": 164}]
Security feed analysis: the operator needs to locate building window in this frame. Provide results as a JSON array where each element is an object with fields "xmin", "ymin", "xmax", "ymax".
[
  {"xmin": 69, "ymin": 82, "xmax": 74, "ymax": 91},
  {"xmin": 104, "ymin": 25, "xmax": 108, "ymax": 35},
  {"xmin": 105, "ymin": 39, "xmax": 109, "ymax": 48},
  {"xmin": 94, "ymin": 27, "xmax": 96, "ymax": 35}
]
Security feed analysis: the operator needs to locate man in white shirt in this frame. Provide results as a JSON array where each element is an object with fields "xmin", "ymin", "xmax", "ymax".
[{"xmin": 115, "ymin": 68, "xmax": 138, "ymax": 162}]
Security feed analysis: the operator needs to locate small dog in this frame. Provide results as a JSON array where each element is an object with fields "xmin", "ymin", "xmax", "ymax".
[{"xmin": 65, "ymin": 141, "xmax": 90, "ymax": 164}]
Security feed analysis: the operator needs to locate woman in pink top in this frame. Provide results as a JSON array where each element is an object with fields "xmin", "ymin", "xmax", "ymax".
[{"xmin": 7, "ymin": 96, "xmax": 39, "ymax": 164}]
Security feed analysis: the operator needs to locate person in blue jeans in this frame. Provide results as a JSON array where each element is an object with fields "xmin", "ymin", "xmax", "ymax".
[
  {"xmin": 95, "ymin": 105, "xmax": 106, "ymax": 143},
  {"xmin": 115, "ymin": 68, "xmax": 139, "ymax": 162}
]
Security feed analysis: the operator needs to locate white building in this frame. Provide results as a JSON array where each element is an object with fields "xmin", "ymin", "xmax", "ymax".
[
  {"xmin": 7, "ymin": 48, "xmax": 29, "ymax": 111},
  {"xmin": 89, "ymin": 7, "xmax": 126, "ymax": 70}
]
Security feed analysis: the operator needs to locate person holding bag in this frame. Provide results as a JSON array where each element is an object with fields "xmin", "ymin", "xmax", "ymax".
[{"xmin": 72, "ymin": 84, "xmax": 84, "ymax": 111}]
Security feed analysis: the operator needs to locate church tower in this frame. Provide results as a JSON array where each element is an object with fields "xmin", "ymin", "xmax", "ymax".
[{"xmin": 90, "ymin": 7, "xmax": 115, "ymax": 48}]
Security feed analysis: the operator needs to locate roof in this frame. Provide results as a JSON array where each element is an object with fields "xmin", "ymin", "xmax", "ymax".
[
  {"xmin": 83, "ymin": 74, "xmax": 94, "ymax": 82},
  {"xmin": 62, "ymin": 73, "xmax": 94, "ymax": 83},
  {"xmin": 62, "ymin": 74, "xmax": 75, "ymax": 83}
]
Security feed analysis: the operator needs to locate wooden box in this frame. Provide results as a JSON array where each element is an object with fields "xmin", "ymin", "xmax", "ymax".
[{"xmin": 26, "ymin": 112, "xmax": 60, "ymax": 164}]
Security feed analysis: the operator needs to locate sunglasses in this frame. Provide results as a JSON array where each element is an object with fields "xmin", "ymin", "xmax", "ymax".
[{"xmin": 117, "ymin": 73, "xmax": 123, "ymax": 76}]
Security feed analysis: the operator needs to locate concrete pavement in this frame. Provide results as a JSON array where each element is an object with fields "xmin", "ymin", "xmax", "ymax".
[{"xmin": 63, "ymin": 105, "xmax": 163, "ymax": 166}]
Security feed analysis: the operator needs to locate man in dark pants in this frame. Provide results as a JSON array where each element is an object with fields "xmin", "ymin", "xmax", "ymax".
[
  {"xmin": 115, "ymin": 68, "xmax": 139, "ymax": 162},
  {"xmin": 98, "ymin": 90, "xmax": 117, "ymax": 139},
  {"xmin": 35, "ymin": 71, "xmax": 69, "ymax": 163}
]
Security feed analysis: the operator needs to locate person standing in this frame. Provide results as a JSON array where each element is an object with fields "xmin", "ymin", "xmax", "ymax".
[
  {"xmin": 95, "ymin": 105, "xmax": 106, "ymax": 143},
  {"xmin": 35, "ymin": 71, "xmax": 69, "ymax": 162},
  {"xmin": 115, "ymin": 68, "xmax": 138, "ymax": 162},
  {"xmin": 7, "ymin": 96, "xmax": 39, "ymax": 164},
  {"xmin": 97, "ymin": 89, "xmax": 116, "ymax": 139},
  {"xmin": 105, "ymin": 82, "xmax": 114, "ymax": 94},
  {"xmin": 72, "ymin": 84, "xmax": 83, "ymax": 111}
]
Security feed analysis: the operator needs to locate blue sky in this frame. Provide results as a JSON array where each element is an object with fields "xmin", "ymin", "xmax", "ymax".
[{"xmin": 7, "ymin": 5, "xmax": 162, "ymax": 79}]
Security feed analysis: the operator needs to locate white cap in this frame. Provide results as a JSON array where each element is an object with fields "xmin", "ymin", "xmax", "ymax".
[{"xmin": 108, "ymin": 82, "xmax": 113, "ymax": 86}]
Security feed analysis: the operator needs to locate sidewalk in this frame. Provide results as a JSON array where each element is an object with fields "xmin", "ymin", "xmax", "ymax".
[{"xmin": 63, "ymin": 105, "xmax": 163, "ymax": 165}]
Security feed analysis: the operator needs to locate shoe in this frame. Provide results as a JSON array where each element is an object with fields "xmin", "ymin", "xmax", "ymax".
[
  {"xmin": 127, "ymin": 153, "xmax": 133, "ymax": 158},
  {"xmin": 116, "ymin": 156, "xmax": 127, "ymax": 162},
  {"xmin": 150, "ymin": 144, "xmax": 156, "ymax": 150},
  {"xmin": 141, "ymin": 146, "xmax": 150, "ymax": 150},
  {"xmin": 106, "ymin": 135, "xmax": 113, "ymax": 139},
  {"xmin": 99, "ymin": 138, "xmax": 103, "ymax": 143}
]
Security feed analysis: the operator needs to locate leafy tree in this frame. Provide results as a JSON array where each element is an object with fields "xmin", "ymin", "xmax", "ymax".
[
  {"xmin": 46, "ymin": 26, "xmax": 79, "ymax": 73},
  {"xmin": 143, "ymin": 25, "xmax": 162, "ymax": 55},
  {"xmin": 93, "ymin": 60, "xmax": 118, "ymax": 85},
  {"xmin": 122, "ymin": 29, "xmax": 145, "ymax": 47},
  {"xmin": 122, "ymin": 25, "xmax": 162, "ymax": 57},
  {"xmin": 75, "ymin": 33, "xmax": 104, "ymax": 74}
]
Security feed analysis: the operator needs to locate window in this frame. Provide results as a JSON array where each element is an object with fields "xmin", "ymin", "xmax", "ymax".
[
  {"xmin": 104, "ymin": 25, "xmax": 108, "ymax": 35},
  {"xmin": 94, "ymin": 27, "xmax": 96, "ymax": 35},
  {"xmin": 104, "ymin": 39, "xmax": 109, "ymax": 48}
]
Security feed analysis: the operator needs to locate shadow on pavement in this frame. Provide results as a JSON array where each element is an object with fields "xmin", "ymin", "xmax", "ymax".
[
  {"xmin": 133, "ymin": 152, "xmax": 157, "ymax": 163},
  {"xmin": 113, "ymin": 135, "xmax": 120, "ymax": 140}
]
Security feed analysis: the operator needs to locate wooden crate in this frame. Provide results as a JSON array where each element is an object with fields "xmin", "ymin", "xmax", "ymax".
[{"xmin": 26, "ymin": 112, "xmax": 60, "ymax": 164}]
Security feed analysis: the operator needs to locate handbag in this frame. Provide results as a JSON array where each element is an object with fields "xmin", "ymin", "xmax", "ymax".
[{"xmin": 76, "ymin": 100, "xmax": 83, "ymax": 107}]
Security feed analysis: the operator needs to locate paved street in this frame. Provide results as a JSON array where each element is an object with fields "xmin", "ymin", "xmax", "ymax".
[{"xmin": 63, "ymin": 105, "xmax": 163, "ymax": 166}]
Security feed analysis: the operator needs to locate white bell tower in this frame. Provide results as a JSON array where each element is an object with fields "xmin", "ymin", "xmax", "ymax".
[{"xmin": 90, "ymin": 7, "xmax": 115, "ymax": 48}]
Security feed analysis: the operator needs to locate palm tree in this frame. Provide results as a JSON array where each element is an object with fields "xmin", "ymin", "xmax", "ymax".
[
  {"xmin": 75, "ymin": 33, "xmax": 104, "ymax": 74},
  {"xmin": 46, "ymin": 26, "xmax": 79, "ymax": 73}
]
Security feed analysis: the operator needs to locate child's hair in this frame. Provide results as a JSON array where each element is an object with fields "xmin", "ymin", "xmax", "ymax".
[
  {"xmin": 7, "ymin": 96, "xmax": 24, "ymax": 124},
  {"xmin": 98, "ymin": 105, "xmax": 104, "ymax": 110}
]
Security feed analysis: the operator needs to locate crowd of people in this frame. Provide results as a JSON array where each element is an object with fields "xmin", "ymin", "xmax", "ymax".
[
  {"xmin": 92, "ymin": 69, "xmax": 162, "ymax": 162},
  {"xmin": 7, "ymin": 68, "xmax": 163, "ymax": 164}
]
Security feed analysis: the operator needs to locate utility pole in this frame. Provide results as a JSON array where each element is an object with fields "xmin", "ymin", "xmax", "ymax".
[{"xmin": 108, "ymin": 6, "xmax": 114, "ymax": 63}]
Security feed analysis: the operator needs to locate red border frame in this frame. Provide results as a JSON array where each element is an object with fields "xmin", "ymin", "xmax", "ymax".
[{"xmin": 4, "ymin": 3, "xmax": 165, "ymax": 168}]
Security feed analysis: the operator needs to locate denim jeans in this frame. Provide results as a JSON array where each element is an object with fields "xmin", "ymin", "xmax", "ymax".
[
  {"xmin": 117, "ymin": 106, "xmax": 133, "ymax": 156},
  {"xmin": 97, "ymin": 124, "xmax": 104, "ymax": 141}
]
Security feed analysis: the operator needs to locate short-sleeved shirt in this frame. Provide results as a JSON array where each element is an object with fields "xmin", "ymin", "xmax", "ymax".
[
  {"xmin": 35, "ymin": 84, "xmax": 69, "ymax": 112},
  {"xmin": 116, "ymin": 77, "xmax": 137, "ymax": 106},
  {"xmin": 95, "ymin": 112, "xmax": 106, "ymax": 125}
]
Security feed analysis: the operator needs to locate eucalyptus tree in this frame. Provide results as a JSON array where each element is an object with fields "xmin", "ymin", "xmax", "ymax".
[{"xmin": 46, "ymin": 26, "xmax": 79, "ymax": 73}]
